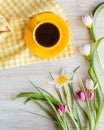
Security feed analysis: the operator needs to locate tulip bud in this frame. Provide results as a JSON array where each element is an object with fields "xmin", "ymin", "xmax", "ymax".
[
  {"xmin": 86, "ymin": 90, "xmax": 94, "ymax": 100},
  {"xmin": 58, "ymin": 104, "xmax": 68, "ymax": 116},
  {"xmin": 79, "ymin": 43, "xmax": 91, "ymax": 56},
  {"xmin": 76, "ymin": 90, "xmax": 85, "ymax": 102},
  {"xmin": 82, "ymin": 14, "xmax": 93, "ymax": 28},
  {"xmin": 85, "ymin": 78, "xmax": 94, "ymax": 90}
]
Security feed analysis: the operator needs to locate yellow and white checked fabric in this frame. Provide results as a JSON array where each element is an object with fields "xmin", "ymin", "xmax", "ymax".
[{"xmin": 0, "ymin": 0, "xmax": 75, "ymax": 69}]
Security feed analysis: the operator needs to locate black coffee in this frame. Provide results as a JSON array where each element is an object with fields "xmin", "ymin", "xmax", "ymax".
[{"xmin": 35, "ymin": 23, "xmax": 60, "ymax": 47}]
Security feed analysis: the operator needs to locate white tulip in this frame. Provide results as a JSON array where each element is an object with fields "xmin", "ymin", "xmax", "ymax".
[
  {"xmin": 85, "ymin": 78, "xmax": 94, "ymax": 90},
  {"xmin": 82, "ymin": 14, "xmax": 93, "ymax": 28},
  {"xmin": 79, "ymin": 43, "xmax": 91, "ymax": 56}
]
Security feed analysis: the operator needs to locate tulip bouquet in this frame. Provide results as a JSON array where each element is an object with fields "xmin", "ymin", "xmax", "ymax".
[{"xmin": 16, "ymin": 3, "xmax": 104, "ymax": 130}]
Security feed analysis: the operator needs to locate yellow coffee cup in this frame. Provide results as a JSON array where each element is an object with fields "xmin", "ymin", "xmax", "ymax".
[{"xmin": 25, "ymin": 12, "xmax": 70, "ymax": 58}]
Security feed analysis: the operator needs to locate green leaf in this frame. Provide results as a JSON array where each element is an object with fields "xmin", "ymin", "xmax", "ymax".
[
  {"xmin": 88, "ymin": 38, "xmax": 104, "ymax": 98},
  {"xmin": 73, "ymin": 66, "xmax": 80, "ymax": 73},
  {"xmin": 24, "ymin": 98, "xmax": 31, "ymax": 104},
  {"xmin": 23, "ymin": 110, "xmax": 58, "ymax": 124},
  {"xmin": 91, "ymin": 2, "xmax": 104, "ymax": 41},
  {"xmin": 30, "ymin": 98, "xmax": 57, "ymax": 122},
  {"xmin": 89, "ymin": 37, "xmax": 104, "ymax": 66},
  {"xmin": 30, "ymin": 80, "xmax": 54, "ymax": 97},
  {"xmin": 88, "ymin": 38, "xmax": 104, "ymax": 130},
  {"xmin": 16, "ymin": 92, "xmax": 60, "ymax": 105}
]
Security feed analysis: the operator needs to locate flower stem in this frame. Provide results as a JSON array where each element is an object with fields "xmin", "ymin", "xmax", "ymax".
[
  {"xmin": 63, "ymin": 86, "xmax": 80, "ymax": 130},
  {"xmin": 94, "ymin": 106, "xmax": 103, "ymax": 130},
  {"xmin": 93, "ymin": 68, "xmax": 103, "ymax": 130},
  {"xmin": 63, "ymin": 86, "xmax": 72, "ymax": 113},
  {"xmin": 62, "ymin": 115, "xmax": 70, "ymax": 130},
  {"xmin": 67, "ymin": 111, "xmax": 80, "ymax": 130},
  {"xmin": 90, "ymin": 27, "xmax": 96, "ymax": 42}
]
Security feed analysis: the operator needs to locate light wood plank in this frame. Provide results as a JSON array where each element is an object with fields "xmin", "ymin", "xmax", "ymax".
[{"xmin": 0, "ymin": 0, "xmax": 104, "ymax": 130}]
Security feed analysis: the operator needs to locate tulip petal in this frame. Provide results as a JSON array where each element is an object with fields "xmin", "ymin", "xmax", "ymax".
[
  {"xmin": 76, "ymin": 90, "xmax": 85, "ymax": 102},
  {"xmin": 86, "ymin": 90, "xmax": 94, "ymax": 100},
  {"xmin": 85, "ymin": 78, "xmax": 94, "ymax": 90},
  {"xmin": 82, "ymin": 14, "xmax": 93, "ymax": 28},
  {"xmin": 79, "ymin": 43, "xmax": 91, "ymax": 56}
]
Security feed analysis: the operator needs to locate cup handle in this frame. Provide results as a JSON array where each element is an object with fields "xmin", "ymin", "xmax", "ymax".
[
  {"xmin": 27, "ymin": 15, "xmax": 41, "ymax": 32},
  {"xmin": 33, "ymin": 15, "xmax": 41, "ymax": 23}
]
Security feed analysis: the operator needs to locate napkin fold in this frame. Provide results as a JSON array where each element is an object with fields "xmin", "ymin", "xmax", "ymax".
[{"xmin": 0, "ymin": 0, "xmax": 75, "ymax": 69}]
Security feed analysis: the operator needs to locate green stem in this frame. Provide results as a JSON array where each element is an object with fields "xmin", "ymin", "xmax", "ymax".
[
  {"xmin": 90, "ymin": 27, "xmax": 96, "ymax": 42},
  {"xmin": 91, "ymin": 100, "xmax": 96, "ymax": 121},
  {"xmin": 94, "ymin": 89, "xmax": 97, "ymax": 119},
  {"xmin": 85, "ymin": 97, "xmax": 92, "ymax": 130},
  {"xmin": 63, "ymin": 86, "xmax": 72, "ymax": 114},
  {"xmin": 94, "ymin": 105, "xmax": 103, "ymax": 130},
  {"xmin": 67, "ymin": 111, "xmax": 80, "ymax": 130},
  {"xmin": 92, "ymin": 67, "xmax": 103, "ymax": 130},
  {"xmin": 62, "ymin": 115, "xmax": 70, "ymax": 130},
  {"xmin": 63, "ymin": 86, "xmax": 79, "ymax": 129},
  {"xmin": 55, "ymin": 88, "xmax": 63, "ymax": 103}
]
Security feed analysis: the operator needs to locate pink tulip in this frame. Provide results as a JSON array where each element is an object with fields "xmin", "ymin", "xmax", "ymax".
[
  {"xmin": 58, "ymin": 104, "xmax": 68, "ymax": 115},
  {"xmin": 76, "ymin": 90, "xmax": 85, "ymax": 102},
  {"xmin": 86, "ymin": 90, "xmax": 94, "ymax": 100}
]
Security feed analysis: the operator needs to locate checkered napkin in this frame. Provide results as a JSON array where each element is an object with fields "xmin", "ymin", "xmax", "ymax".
[{"xmin": 0, "ymin": 0, "xmax": 75, "ymax": 69}]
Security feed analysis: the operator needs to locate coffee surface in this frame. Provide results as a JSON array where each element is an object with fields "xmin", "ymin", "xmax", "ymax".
[{"xmin": 35, "ymin": 23, "xmax": 60, "ymax": 47}]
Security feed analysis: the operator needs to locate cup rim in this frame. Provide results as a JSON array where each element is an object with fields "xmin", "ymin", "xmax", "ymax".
[{"xmin": 32, "ymin": 21, "xmax": 62, "ymax": 49}]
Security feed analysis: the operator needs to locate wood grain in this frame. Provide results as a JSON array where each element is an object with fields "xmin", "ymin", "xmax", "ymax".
[{"xmin": 0, "ymin": 0, "xmax": 104, "ymax": 130}]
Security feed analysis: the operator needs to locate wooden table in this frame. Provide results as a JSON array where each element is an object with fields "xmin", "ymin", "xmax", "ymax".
[{"xmin": 0, "ymin": 0, "xmax": 104, "ymax": 130}]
